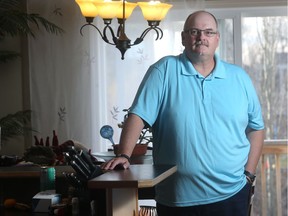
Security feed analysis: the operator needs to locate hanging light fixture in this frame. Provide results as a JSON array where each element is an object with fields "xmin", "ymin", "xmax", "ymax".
[{"xmin": 75, "ymin": 0, "xmax": 172, "ymax": 60}]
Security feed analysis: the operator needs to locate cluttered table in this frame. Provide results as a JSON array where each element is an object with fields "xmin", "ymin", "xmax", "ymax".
[
  {"xmin": 0, "ymin": 149, "xmax": 171, "ymax": 216},
  {"xmin": 0, "ymin": 165, "xmax": 74, "ymax": 215}
]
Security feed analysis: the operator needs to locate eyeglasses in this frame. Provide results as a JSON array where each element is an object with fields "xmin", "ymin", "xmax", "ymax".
[{"xmin": 184, "ymin": 28, "xmax": 218, "ymax": 37}]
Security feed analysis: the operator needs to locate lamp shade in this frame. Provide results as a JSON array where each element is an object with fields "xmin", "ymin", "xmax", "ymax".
[
  {"xmin": 116, "ymin": 1, "xmax": 138, "ymax": 19},
  {"xmin": 138, "ymin": 1, "xmax": 172, "ymax": 21},
  {"xmin": 157, "ymin": 3, "xmax": 172, "ymax": 20},
  {"xmin": 75, "ymin": 0, "xmax": 99, "ymax": 18},
  {"xmin": 93, "ymin": 0, "xmax": 122, "ymax": 19}
]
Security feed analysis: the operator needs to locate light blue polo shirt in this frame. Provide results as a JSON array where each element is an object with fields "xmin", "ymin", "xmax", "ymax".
[{"xmin": 129, "ymin": 52, "xmax": 264, "ymax": 207}]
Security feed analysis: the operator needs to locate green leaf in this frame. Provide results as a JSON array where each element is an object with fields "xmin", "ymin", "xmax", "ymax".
[
  {"xmin": 0, "ymin": 50, "xmax": 21, "ymax": 63},
  {"xmin": 0, "ymin": 110, "xmax": 37, "ymax": 141},
  {"xmin": 0, "ymin": 0, "xmax": 64, "ymax": 63}
]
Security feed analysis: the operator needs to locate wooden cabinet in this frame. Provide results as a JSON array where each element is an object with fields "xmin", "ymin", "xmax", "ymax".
[{"xmin": 88, "ymin": 164, "xmax": 177, "ymax": 216}]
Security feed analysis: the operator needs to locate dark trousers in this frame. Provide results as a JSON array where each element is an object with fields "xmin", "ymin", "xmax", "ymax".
[{"xmin": 157, "ymin": 182, "xmax": 252, "ymax": 216}]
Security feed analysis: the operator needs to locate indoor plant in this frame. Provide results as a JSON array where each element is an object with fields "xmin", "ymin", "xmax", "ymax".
[
  {"xmin": 0, "ymin": 0, "xmax": 63, "ymax": 147},
  {"xmin": 0, "ymin": 0, "xmax": 64, "ymax": 63},
  {"xmin": 0, "ymin": 110, "xmax": 35, "ymax": 143}
]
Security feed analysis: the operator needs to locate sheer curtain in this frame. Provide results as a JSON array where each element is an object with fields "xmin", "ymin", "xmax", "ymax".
[{"xmin": 27, "ymin": 0, "xmax": 204, "ymax": 152}]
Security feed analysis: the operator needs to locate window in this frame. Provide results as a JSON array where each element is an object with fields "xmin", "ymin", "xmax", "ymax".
[
  {"xmin": 242, "ymin": 16, "xmax": 287, "ymax": 139},
  {"xmin": 213, "ymin": 7, "xmax": 287, "ymax": 140},
  {"xmin": 217, "ymin": 19, "xmax": 234, "ymax": 63},
  {"xmin": 212, "ymin": 8, "xmax": 287, "ymax": 216}
]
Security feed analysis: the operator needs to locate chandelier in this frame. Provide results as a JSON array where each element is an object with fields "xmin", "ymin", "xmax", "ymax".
[{"xmin": 75, "ymin": 0, "xmax": 172, "ymax": 59}]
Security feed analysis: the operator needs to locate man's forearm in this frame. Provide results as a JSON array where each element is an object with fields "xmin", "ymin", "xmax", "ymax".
[
  {"xmin": 245, "ymin": 129, "xmax": 265, "ymax": 174},
  {"xmin": 118, "ymin": 113, "xmax": 145, "ymax": 157}
]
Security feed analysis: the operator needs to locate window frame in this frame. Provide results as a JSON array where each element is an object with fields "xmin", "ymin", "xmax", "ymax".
[{"xmin": 210, "ymin": 6, "xmax": 287, "ymax": 66}]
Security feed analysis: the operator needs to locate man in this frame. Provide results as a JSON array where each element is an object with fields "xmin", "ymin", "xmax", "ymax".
[{"xmin": 102, "ymin": 10, "xmax": 265, "ymax": 216}]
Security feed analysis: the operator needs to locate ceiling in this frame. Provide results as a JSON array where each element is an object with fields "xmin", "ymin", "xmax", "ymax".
[{"xmin": 166, "ymin": 0, "xmax": 287, "ymax": 8}]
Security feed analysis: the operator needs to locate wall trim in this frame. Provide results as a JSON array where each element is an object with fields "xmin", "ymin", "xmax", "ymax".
[
  {"xmin": 168, "ymin": 0, "xmax": 287, "ymax": 11},
  {"xmin": 205, "ymin": 0, "xmax": 287, "ymax": 8}
]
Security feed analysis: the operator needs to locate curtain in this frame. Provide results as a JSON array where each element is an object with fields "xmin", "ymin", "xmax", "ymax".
[{"xmin": 27, "ymin": 0, "xmax": 204, "ymax": 152}]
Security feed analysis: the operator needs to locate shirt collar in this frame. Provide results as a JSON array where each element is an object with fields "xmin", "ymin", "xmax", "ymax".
[{"xmin": 180, "ymin": 51, "xmax": 226, "ymax": 79}]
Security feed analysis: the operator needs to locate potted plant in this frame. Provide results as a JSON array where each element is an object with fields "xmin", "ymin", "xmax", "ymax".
[
  {"xmin": 0, "ymin": 110, "xmax": 35, "ymax": 143},
  {"xmin": 0, "ymin": 0, "xmax": 64, "ymax": 63}
]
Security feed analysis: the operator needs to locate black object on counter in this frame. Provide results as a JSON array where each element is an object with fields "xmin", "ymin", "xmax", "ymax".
[{"xmin": 63, "ymin": 146, "xmax": 103, "ymax": 188}]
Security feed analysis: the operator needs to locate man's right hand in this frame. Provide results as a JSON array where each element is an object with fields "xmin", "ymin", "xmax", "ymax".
[{"xmin": 100, "ymin": 156, "xmax": 130, "ymax": 170}]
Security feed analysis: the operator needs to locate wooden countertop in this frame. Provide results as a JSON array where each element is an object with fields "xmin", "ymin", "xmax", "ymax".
[{"xmin": 88, "ymin": 164, "xmax": 177, "ymax": 189}]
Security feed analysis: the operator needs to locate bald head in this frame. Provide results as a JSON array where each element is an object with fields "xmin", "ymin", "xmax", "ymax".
[{"xmin": 183, "ymin": 11, "xmax": 218, "ymax": 31}]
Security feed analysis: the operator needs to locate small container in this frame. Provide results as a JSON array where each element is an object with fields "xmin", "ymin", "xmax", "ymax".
[
  {"xmin": 71, "ymin": 197, "xmax": 79, "ymax": 216},
  {"xmin": 40, "ymin": 166, "xmax": 56, "ymax": 192}
]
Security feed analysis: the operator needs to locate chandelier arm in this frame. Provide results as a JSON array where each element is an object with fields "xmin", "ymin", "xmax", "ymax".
[
  {"xmin": 103, "ymin": 25, "xmax": 118, "ymax": 45},
  {"xmin": 155, "ymin": 26, "xmax": 164, "ymax": 40},
  {"xmin": 132, "ymin": 27, "xmax": 163, "ymax": 46},
  {"xmin": 141, "ymin": 27, "xmax": 156, "ymax": 40},
  {"xmin": 80, "ymin": 23, "xmax": 104, "ymax": 38}
]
